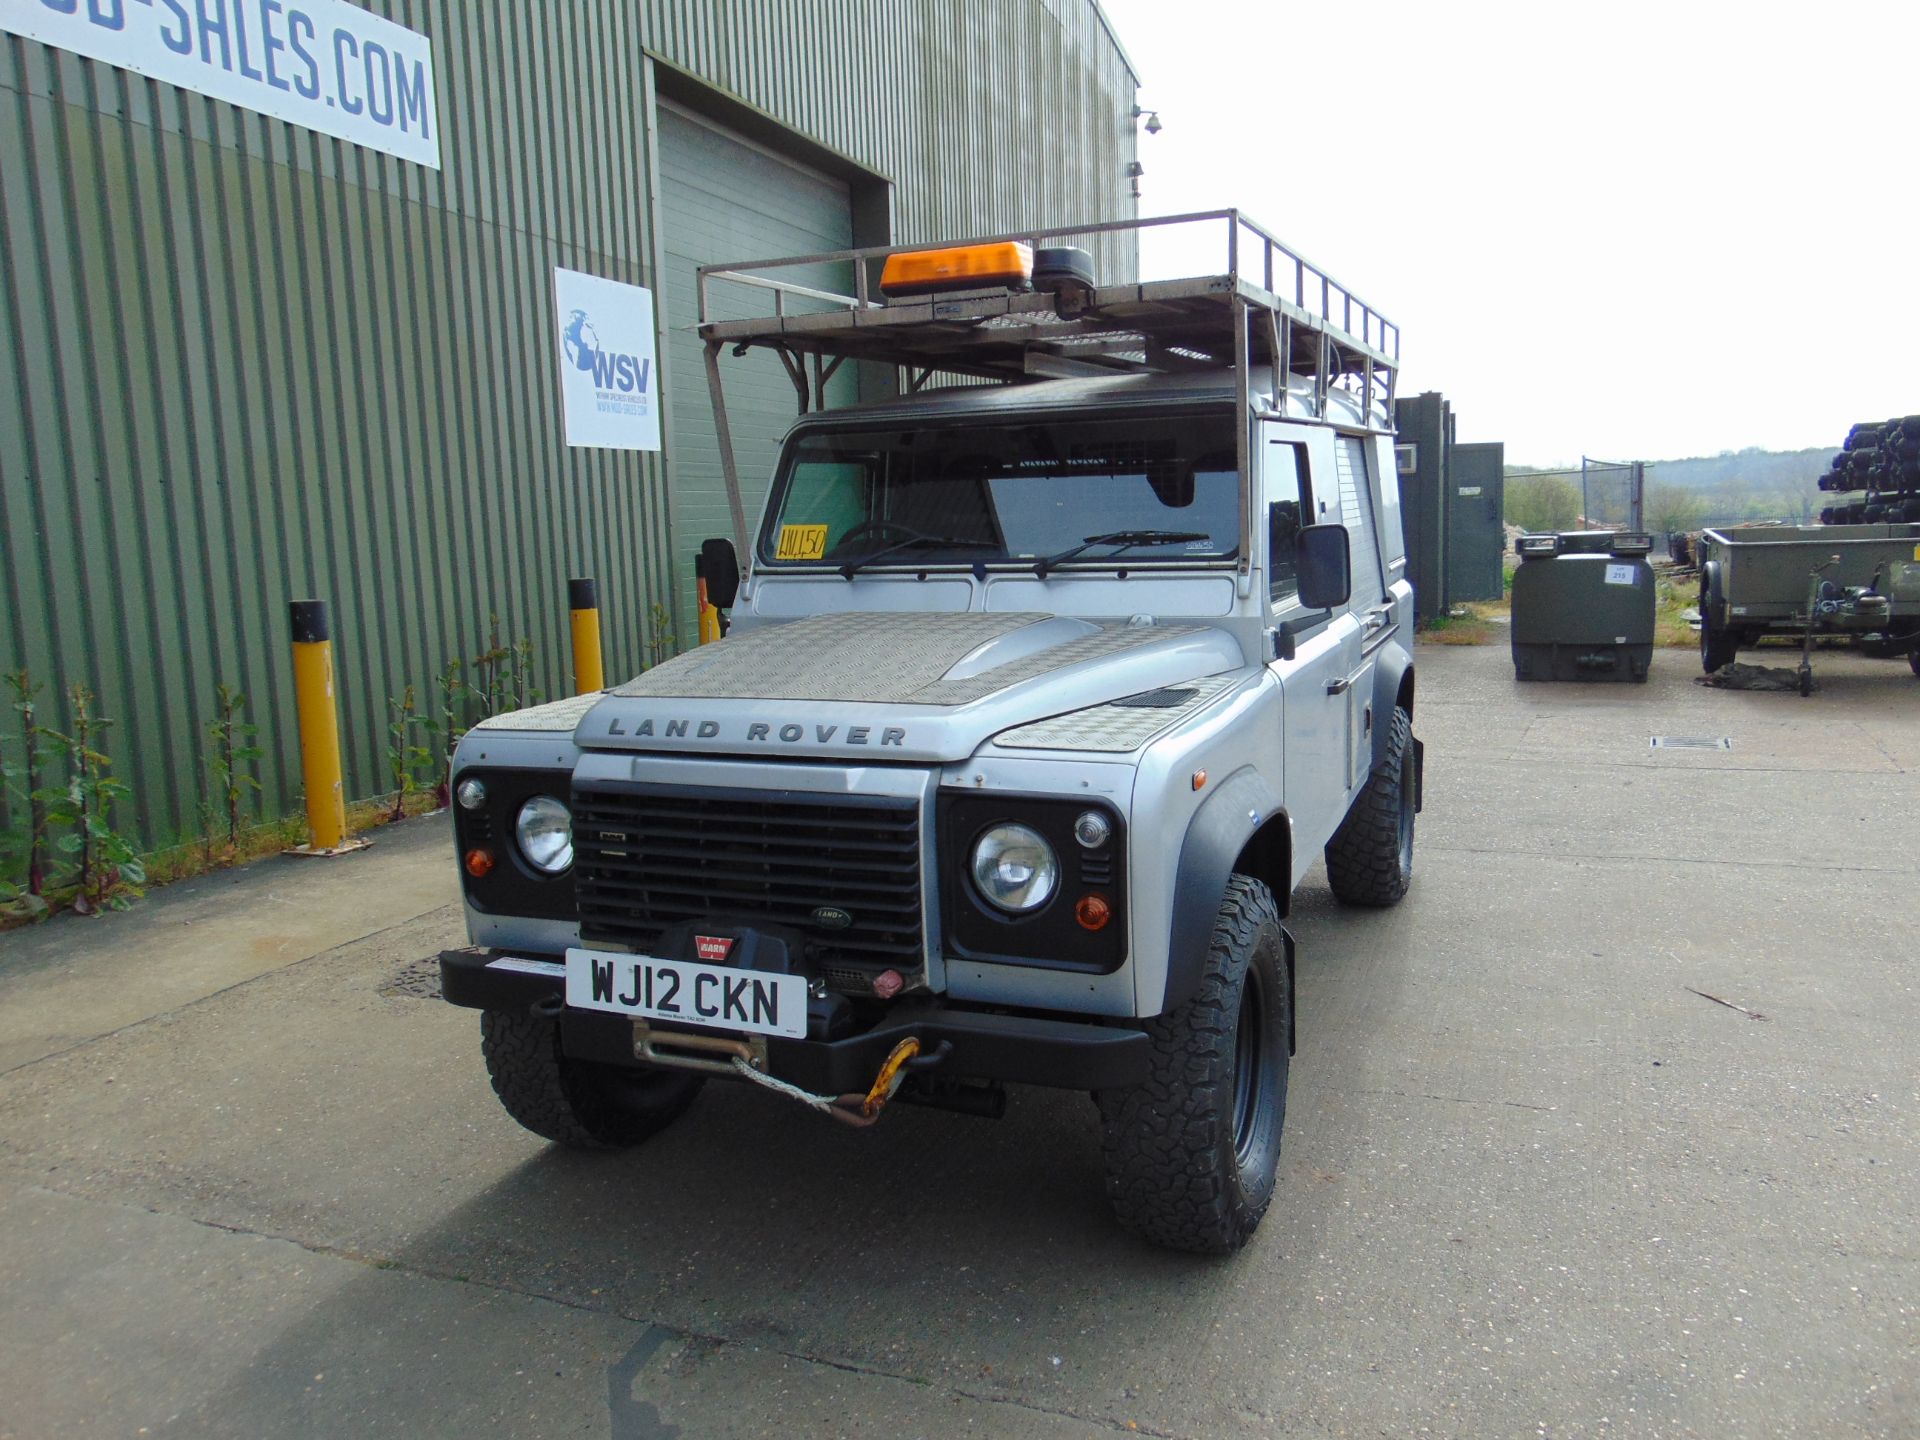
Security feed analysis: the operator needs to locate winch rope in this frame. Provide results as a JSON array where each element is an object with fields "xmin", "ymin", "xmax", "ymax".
[
  {"xmin": 727, "ymin": 1036, "xmax": 922, "ymax": 1128},
  {"xmin": 727, "ymin": 1058, "xmax": 840, "ymax": 1113}
]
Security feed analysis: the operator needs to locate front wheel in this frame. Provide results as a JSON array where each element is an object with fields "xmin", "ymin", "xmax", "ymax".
[
  {"xmin": 480, "ymin": 1009, "xmax": 703, "ymax": 1149},
  {"xmin": 1098, "ymin": 875, "xmax": 1291, "ymax": 1255},
  {"xmin": 1325, "ymin": 705, "xmax": 1415, "ymax": 907}
]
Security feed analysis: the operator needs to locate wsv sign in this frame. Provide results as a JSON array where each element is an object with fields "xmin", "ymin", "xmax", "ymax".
[
  {"xmin": 563, "ymin": 311, "xmax": 652, "ymax": 397},
  {"xmin": 553, "ymin": 268, "xmax": 662, "ymax": 451}
]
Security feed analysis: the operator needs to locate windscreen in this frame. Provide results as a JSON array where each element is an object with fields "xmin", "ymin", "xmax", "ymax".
[{"xmin": 759, "ymin": 411, "xmax": 1240, "ymax": 569}]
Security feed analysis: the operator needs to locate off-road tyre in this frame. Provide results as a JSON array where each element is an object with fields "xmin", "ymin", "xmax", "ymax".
[
  {"xmin": 1098, "ymin": 875, "xmax": 1290, "ymax": 1255},
  {"xmin": 1909, "ymin": 649, "xmax": 1920, "ymax": 680},
  {"xmin": 480, "ymin": 1008, "xmax": 702, "ymax": 1149},
  {"xmin": 1324, "ymin": 705, "xmax": 1415, "ymax": 907}
]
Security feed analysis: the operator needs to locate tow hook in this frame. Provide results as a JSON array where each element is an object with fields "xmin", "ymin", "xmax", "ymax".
[{"xmin": 530, "ymin": 994, "xmax": 564, "ymax": 1021}]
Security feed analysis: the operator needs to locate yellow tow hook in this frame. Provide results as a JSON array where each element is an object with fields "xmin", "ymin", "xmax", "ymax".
[
  {"xmin": 860, "ymin": 1037, "xmax": 922, "ymax": 1118},
  {"xmin": 820, "ymin": 1036, "xmax": 922, "ymax": 1128}
]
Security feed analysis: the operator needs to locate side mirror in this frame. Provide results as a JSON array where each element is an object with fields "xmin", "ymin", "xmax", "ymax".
[
  {"xmin": 1296, "ymin": 523, "xmax": 1351, "ymax": 610},
  {"xmin": 699, "ymin": 537, "xmax": 740, "ymax": 609}
]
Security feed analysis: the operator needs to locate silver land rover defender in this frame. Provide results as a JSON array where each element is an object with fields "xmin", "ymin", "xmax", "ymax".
[{"xmin": 438, "ymin": 213, "xmax": 1420, "ymax": 1253}]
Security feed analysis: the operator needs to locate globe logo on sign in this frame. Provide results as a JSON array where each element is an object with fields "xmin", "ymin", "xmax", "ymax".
[{"xmin": 561, "ymin": 309, "xmax": 602, "ymax": 372}]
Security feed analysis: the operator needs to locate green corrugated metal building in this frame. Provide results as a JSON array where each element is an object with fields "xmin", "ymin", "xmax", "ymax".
[{"xmin": 0, "ymin": 0, "xmax": 1140, "ymax": 850}]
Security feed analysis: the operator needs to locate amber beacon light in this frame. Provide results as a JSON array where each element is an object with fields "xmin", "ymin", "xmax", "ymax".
[{"xmin": 879, "ymin": 241, "xmax": 1035, "ymax": 298}]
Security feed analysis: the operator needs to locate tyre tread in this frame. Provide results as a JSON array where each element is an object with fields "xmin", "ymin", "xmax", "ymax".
[
  {"xmin": 1098, "ymin": 876, "xmax": 1287, "ymax": 1254},
  {"xmin": 1324, "ymin": 706, "xmax": 1414, "ymax": 907},
  {"xmin": 480, "ymin": 1009, "xmax": 698, "ymax": 1149}
]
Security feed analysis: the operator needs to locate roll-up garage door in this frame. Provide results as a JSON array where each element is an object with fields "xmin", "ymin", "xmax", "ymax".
[{"xmin": 658, "ymin": 103, "xmax": 858, "ymax": 608}]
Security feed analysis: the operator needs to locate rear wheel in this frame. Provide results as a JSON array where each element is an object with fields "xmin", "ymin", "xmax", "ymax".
[
  {"xmin": 480, "ymin": 1009, "xmax": 703, "ymax": 1149},
  {"xmin": 1098, "ymin": 876, "xmax": 1290, "ymax": 1255},
  {"xmin": 1325, "ymin": 706, "xmax": 1415, "ymax": 907}
]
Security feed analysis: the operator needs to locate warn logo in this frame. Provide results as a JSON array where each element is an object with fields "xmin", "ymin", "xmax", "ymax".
[{"xmin": 694, "ymin": 935, "xmax": 735, "ymax": 963}]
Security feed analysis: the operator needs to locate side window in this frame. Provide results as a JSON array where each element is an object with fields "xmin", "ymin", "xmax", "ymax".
[
  {"xmin": 1375, "ymin": 437, "xmax": 1407, "ymax": 568},
  {"xmin": 1335, "ymin": 435, "xmax": 1385, "ymax": 610},
  {"xmin": 1266, "ymin": 440, "xmax": 1312, "ymax": 607}
]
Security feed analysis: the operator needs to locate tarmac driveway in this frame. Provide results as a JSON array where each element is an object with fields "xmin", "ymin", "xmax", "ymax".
[{"xmin": 0, "ymin": 644, "xmax": 1914, "ymax": 1438}]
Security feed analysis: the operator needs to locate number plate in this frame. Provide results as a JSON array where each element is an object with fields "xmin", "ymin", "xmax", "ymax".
[{"xmin": 564, "ymin": 947, "xmax": 807, "ymax": 1038}]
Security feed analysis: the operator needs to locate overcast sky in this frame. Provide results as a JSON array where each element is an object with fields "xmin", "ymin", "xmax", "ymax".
[{"xmin": 1096, "ymin": 0, "xmax": 1920, "ymax": 466}]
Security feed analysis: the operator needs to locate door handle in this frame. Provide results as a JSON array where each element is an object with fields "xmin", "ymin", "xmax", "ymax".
[
  {"xmin": 1326, "ymin": 676, "xmax": 1352, "ymax": 695},
  {"xmin": 1362, "ymin": 606, "xmax": 1390, "ymax": 631}
]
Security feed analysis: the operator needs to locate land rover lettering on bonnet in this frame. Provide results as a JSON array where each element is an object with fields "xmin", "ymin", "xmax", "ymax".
[{"xmin": 436, "ymin": 213, "xmax": 1421, "ymax": 1254}]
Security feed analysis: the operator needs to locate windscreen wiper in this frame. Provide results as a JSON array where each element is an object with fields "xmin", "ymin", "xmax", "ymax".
[
  {"xmin": 838, "ymin": 533, "xmax": 982, "ymax": 580},
  {"xmin": 1032, "ymin": 530, "xmax": 1211, "ymax": 579}
]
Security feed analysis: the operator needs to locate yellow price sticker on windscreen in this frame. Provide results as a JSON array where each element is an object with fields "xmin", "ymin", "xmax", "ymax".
[{"xmin": 776, "ymin": 524, "xmax": 830, "ymax": 561}]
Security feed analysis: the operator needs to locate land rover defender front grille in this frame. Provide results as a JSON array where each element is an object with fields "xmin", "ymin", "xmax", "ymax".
[{"xmin": 572, "ymin": 787, "xmax": 924, "ymax": 979}]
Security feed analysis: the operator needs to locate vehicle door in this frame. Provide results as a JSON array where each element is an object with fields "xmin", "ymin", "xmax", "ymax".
[
  {"xmin": 1330, "ymin": 431, "xmax": 1391, "ymax": 792},
  {"xmin": 1265, "ymin": 423, "xmax": 1362, "ymax": 867}
]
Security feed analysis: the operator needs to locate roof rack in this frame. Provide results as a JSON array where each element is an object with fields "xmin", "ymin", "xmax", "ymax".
[{"xmin": 694, "ymin": 209, "xmax": 1399, "ymax": 555}]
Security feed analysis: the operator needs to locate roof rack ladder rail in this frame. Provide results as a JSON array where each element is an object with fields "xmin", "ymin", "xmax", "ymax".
[
  {"xmin": 703, "ymin": 338, "xmax": 751, "ymax": 551},
  {"xmin": 1235, "ymin": 294, "xmax": 1254, "ymax": 578}
]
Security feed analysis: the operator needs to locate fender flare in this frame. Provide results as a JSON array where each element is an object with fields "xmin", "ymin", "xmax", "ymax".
[
  {"xmin": 1368, "ymin": 646, "xmax": 1413, "ymax": 773},
  {"xmin": 1162, "ymin": 766, "xmax": 1285, "ymax": 1015}
]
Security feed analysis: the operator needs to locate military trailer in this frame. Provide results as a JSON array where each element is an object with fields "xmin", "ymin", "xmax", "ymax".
[
  {"xmin": 1510, "ymin": 530, "xmax": 1657, "ymax": 682},
  {"xmin": 1698, "ymin": 523, "xmax": 1920, "ymax": 682},
  {"xmin": 436, "ymin": 211, "xmax": 1421, "ymax": 1253}
]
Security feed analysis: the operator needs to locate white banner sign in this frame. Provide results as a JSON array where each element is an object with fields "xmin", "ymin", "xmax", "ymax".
[
  {"xmin": 554, "ymin": 268, "xmax": 662, "ymax": 453},
  {"xmin": 0, "ymin": 0, "xmax": 441, "ymax": 169}
]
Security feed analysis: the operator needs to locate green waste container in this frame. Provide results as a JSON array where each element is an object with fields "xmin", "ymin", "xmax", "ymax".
[{"xmin": 1510, "ymin": 531, "xmax": 1657, "ymax": 683}]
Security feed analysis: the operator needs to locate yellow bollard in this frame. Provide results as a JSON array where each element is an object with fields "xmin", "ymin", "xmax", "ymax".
[
  {"xmin": 568, "ymin": 578, "xmax": 605, "ymax": 693},
  {"xmin": 287, "ymin": 600, "xmax": 369, "ymax": 857}
]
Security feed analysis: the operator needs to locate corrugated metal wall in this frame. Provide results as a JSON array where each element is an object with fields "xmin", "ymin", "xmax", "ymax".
[{"xmin": 0, "ymin": 0, "xmax": 1138, "ymax": 850}]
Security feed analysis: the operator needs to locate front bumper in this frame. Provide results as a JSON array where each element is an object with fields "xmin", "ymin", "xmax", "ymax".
[{"xmin": 438, "ymin": 947, "xmax": 1151, "ymax": 1092}]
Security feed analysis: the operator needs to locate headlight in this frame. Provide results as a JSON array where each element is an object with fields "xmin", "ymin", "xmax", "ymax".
[
  {"xmin": 514, "ymin": 796, "xmax": 573, "ymax": 874},
  {"xmin": 969, "ymin": 822, "xmax": 1058, "ymax": 913}
]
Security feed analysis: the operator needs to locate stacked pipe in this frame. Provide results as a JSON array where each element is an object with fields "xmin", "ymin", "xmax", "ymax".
[{"xmin": 1818, "ymin": 415, "xmax": 1920, "ymax": 524}]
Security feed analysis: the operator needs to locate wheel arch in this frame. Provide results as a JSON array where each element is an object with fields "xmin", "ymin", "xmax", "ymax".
[
  {"xmin": 1163, "ymin": 766, "xmax": 1289, "ymax": 1014},
  {"xmin": 1369, "ymin": 645, "xmax": 1415, "ymax": 771}
]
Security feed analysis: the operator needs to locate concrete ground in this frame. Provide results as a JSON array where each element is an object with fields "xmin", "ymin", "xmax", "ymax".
[{"xmin": 1, "ymin": 643, "xmax": 1915, "ymax": 1439}]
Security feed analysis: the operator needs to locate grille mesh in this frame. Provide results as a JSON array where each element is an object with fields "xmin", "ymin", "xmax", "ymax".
[{"xmin": 573, "ymin": 788, "xmax": 923, "ymax": 974}]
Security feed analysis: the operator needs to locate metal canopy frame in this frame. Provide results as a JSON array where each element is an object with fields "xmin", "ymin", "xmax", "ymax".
[{"xmin": 694, "ymin": 209, "xmax": 1400, "ymax": 569}]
